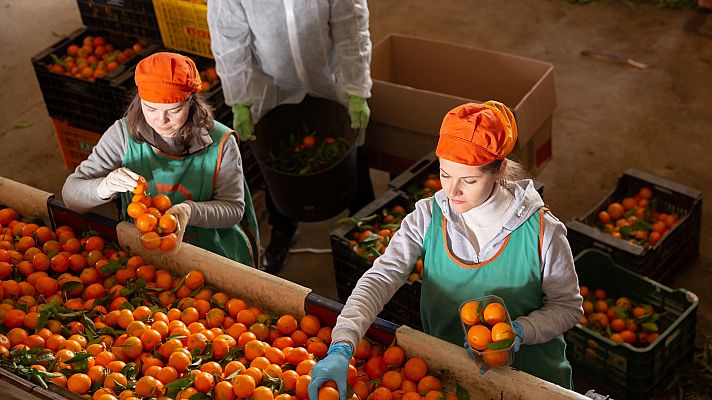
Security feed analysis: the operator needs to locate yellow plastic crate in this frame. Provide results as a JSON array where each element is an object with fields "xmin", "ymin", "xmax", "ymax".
[{"xmin": 152, "ymin": 0, "xmax": 213, "ymax": 58}]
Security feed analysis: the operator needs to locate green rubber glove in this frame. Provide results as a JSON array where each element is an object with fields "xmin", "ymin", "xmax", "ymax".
[
  {"xmin": 232, "ymin": 103, "xmax": 254, "ymax": 142},
  {"xmin": 348, "ymin": 94, "xmax": 370, "ymax": 129}
]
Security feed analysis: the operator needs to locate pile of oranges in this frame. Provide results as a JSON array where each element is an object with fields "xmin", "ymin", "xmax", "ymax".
[
  {"xmin": 578, "ymin": 286, "xmax": 661, "ymax": 348},
  {"xmin": 48, "ymin": 35, "xmax": 143, "ymax": 80},
  {"xmin": 126, "ymin": 176, "xmax": 179, "ymax": 252},
  {"xmin": 406, "ymin": 173, "xmax": 442, "ymax": 201},
  {"xmin": 267, "ymin": 130, "xmax": 348, "ymax": 176},
  {"xmin": 344, "ymin": 205, "xmax": 407, "ymax": 264},
  {"xmin": 596, "ymin": 186, "xmax": 679, "ymax": 247},
  {"xmin": 460, "ymin": 299, "xmax": 515, "ymax": 368},
  {"xmin": 347, "ymin": 337, "xmax": 458, "ymax": 400},
  {"xmin": 0, "ymin": 206, "xmax": 465, "ymax": 400},
  {"xmin": 342, "ymin": 172, "xmax": 442, "ymax": 282}
]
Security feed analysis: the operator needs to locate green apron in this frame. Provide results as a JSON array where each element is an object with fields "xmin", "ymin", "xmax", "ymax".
[
  {"xmin": 420, "ymin": 198, "xmax": 572, "ymax": 389},
  {"xmin": 119, "ymin": 119, "xmax": 260, "ymax": 268}
]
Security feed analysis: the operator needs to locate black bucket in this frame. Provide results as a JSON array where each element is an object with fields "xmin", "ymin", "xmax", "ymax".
[{"xmin": 251, "ymin": 96, "xmax": 357, "ymax": 222}]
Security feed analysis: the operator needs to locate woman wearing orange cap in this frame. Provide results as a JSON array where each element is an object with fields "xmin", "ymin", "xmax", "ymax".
[
  {"xmin": 62, "ymin": 52, "xmax": 260, "ymax": 267},
  {"xmin": 309, "ymin": 101, "xmax": 583, "ymax": 394}
]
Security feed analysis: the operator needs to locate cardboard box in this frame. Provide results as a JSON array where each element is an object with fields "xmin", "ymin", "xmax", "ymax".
[{"xmin": 366, "ymin": 34, "xmax": 556, "ymax": 176}]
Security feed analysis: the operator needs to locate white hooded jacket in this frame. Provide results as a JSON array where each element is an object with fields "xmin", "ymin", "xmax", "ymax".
[{"xmin": 207, "ymin": 0, "xmax": 372, "ymax": 123}]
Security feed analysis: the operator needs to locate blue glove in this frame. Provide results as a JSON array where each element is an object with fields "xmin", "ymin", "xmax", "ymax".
[
  {"xmin": 463, "ymin": 339, "xmax": 489, "ymax": 375},
  {"xmin": 512, "ymin": 321, "xmax": 523, "ymax": 352},
  {"xmin": 348, "ymin": 95, "xmax": 370, "ymax": 129},
  {"xmin": 308, "ymin": 342, "xmax": 352, "ymax": 400},
  {"xmin": 232, "ymin": 103, "xmax": 254, "ymax": 142}
]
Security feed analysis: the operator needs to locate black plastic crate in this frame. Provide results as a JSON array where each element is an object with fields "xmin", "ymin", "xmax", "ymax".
[
  {"xmin": 330, "ymin": 189, "xmax": 423, "ymax": 329},
  {"xmin": 389, "ymin": 150, "xmax": 545, "ymax": 201},
  {"xmin": 566, "ymin": 169, "xmax": 702, "ymax": 282},
  {"xmin": 32, "ymin": 27, "xmax": 159, "ymax": 133},
  {"xmin": 565, "ymin": 249, "xmax": 698, "ymax": 400},
  {"xmin": 77, "ymin": 0, "xmax": 162, "ymax": 42},
  {"xmin": 305, "ymin": 293, "xmax": 398, "ymax": 347}
]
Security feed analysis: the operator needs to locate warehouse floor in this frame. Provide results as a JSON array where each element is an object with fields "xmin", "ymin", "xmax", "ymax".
[{"xmin": 1, "ymin": 0, "xmax": 711, "ymax": 397}]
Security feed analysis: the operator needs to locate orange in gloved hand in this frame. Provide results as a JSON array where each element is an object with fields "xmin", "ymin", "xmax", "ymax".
[
  {"xmin": 436, "ymin": 101, "xmax": 517, "ymax": 166},
  {"xmin": 126, "ymin": 175, "xmax": 181, "ymax": 252}
]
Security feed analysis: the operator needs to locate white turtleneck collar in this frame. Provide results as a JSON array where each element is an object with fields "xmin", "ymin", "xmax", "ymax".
[{"xmin": 460, "ymin": 184, "xmax": 516, "ymax": 252}]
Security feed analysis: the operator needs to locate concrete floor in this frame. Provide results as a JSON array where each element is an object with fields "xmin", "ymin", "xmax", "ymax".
[{"xmin": 1, "ymin": 0, "xmax": 711, "ymax": 396}]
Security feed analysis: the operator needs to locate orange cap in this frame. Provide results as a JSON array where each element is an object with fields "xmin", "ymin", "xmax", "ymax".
[
  {"xmin": 435, "ymin": 101, "xmax": 517, "ymax": 166},
  {"xmin": 134, "ymin": 52, "xmax": 202, "ymax": 103}
]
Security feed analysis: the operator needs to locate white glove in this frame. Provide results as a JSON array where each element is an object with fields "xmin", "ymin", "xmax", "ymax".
[
  {"xmin": 97, "ymin": 167, "xmax": 140, "ymax": 200},
  {"xmin": 166, "ymin": 203, "xmax": 192, "ymax": 241}
]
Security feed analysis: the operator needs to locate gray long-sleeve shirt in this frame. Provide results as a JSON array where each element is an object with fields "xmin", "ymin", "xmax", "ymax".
[
  {"xmin": 331, "ymin": 180, "xmax": 584, "ymax": 351},
  {"xmin": 62, "ymin": 119, "xmax": 245, "ymax": 228}
]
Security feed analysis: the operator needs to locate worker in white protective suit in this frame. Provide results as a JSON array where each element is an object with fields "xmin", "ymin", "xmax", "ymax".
[{"xmin": 208, "ymin": 0, "xmax": 375, "ymax": 273}]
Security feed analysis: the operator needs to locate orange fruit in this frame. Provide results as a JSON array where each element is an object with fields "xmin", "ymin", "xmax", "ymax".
[
  {"xmin": 300, "ymin": 315, "xmax": 321, "ymax": 336},
  {"xmin": 594, "ymin": 288, "xmax": 607, "ymax": 300},
  {"xmin": 639, "ymin": 187, "xmax": 652, "ymax": 199},
  {"xmin": 158, "ymin": 214, "xmax": 178, "ymax": 233},
  {"xmin": 152, "ymin": 194, "xmax": 172, "ymax": 212},
  {"xmin": 214, "ymin": 381, "xmax": 235, "ymax": 400},
  {"xmin": 157, "ymin": 365, "xmax": 179, "ymax": 384},
  {"xmin": 127, "ymin": 202, "xmax": 147, "ymax": 219},
  {"xmin": 483, "ymin": 303, "xmax": 507, "ymax": 326},
  {"xmin": 403, "ymin": 357, "xmax": 428, "ymax": 382},
  {"xmin": 318, "ymin": 386, "xmax": 340, "ymax": 400},
  {"xmin": 68, "ymin": 373, "xmax": 92, "ymax": 394},
  {"xmin": 140, "ymin": 231, "xmax": 161, "ymax": 250},
  {"xmin": 276, "ymin": 314, "xmax": 298, "ymax": 335},
  {"xmin": 622, "ymin": 197, "xmax": 637, "ymax": 210},
  {"xmin": 467, "ymin": 324, "xmax": 492, "ymax": 351},
  {"xmin": 381, "ymin": 370, "xmax": 403, "ymax": 391},
  {"xmin": 159, "ymin": 233, "xmax": 178, "ymax": 252},
  {"xmin": 134, "ymin": 375, "xmax": 162, "ymax": 397},
  {"xmin": 193, "ymin": 371, "xmax": 215, "ymax": 393},
  {"xmin": 482, "ymin": 348, "xmax": 509, "ymax": 367},
  {"xmin": 252, "ymin": 385, "xmax": 274, "ymax": 400},
  {"xmin": 607, "ymin": 203, "xmax": 625, "ymax": 220},
  {"xmin": 459, "ymin": 301, "xmax": 480, "ymax": 325},
  {"xmin": 133, "ymin": 176, "xmax": 148, "ymax": 195},
  {"xmin": 104, "ymin": 372, "xmax": 128, "ymax": 392},
  {"xmin": 417, "ymin": 375, "xmax": 442, "ymax": 393},
  {"xmin": 371, "ymin": 387, "xmax": 393, "ymax": 400},
  {"xmin": 597, "ymin": 211, "xmax": 611, "ymax": 224},
  {"xmin": 490, "ymin": 322, "xmax": 514, "ymax": 341},
  {"xmin": 185, "ymin": 270, "xmax": 205, "ymax": 290},
  {"xmin": 232, "ymin": 374, "xmax": 256, "ymax": 398},
  {"xmin": 382, "ymin": 345, "xmax": 405, "ymax": 367},
  {"xmin": 135, "ymin": 213, "xmax": 158, "ymax": 233},
  {"xmin": 168, "ymin": 349, "xmax": 192, "ymax": 372}
]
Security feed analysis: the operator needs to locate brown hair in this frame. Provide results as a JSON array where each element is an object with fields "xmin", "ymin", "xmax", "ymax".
[
  {"xmin": 124, "ymin": 92, "xmax": 215, "ymax": 154},
  {"xmin": 481, "ymin": 157, "xmax": 530, "ymax": 184}
]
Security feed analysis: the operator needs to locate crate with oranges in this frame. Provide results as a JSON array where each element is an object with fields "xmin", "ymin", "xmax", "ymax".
[
  {"xmin": 330, "ymin": 189, "xmax": 423, "ymax": 329},
  {"xmin": 32, "ymin": 27, "xmax": 159, "ymax": 133},
  {"xmin": 126, "ymin": 176, "xmax": 181, "ymax": 252},
  {"xmin": 460, "ymin": 295, "xmax": 516, "ymax": 369},
  {"xmin": 566, "ymin": 169, "xmax": 702, "ymax": 282},
  {"xmin": 565, "ymin": 249, "xmax": 698, "ymax": 399}
]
